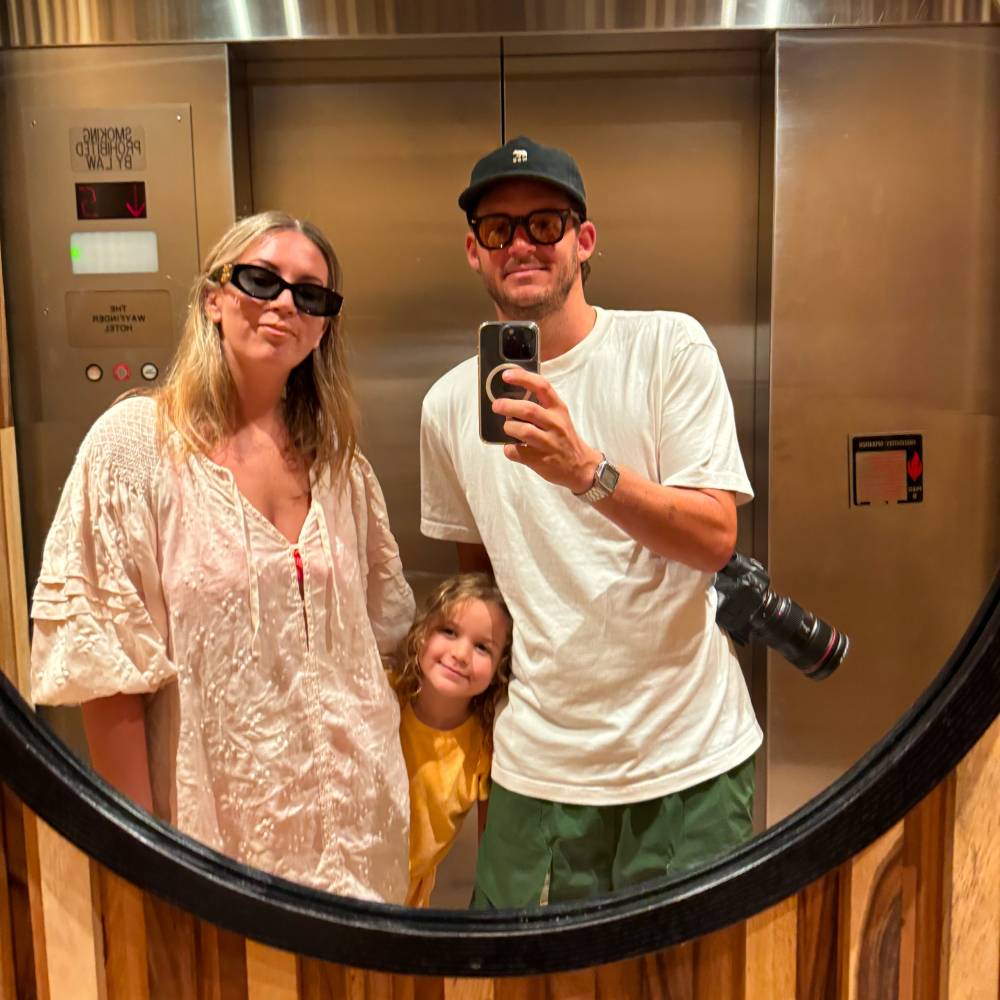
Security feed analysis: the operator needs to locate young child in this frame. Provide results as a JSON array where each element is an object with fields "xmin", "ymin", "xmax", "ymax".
[{"xmin": 392, "ymin": 573, "xmax": 512, "ymax": 908}]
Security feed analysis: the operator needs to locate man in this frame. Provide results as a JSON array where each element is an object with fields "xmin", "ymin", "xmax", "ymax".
[{"xmin": 420, "ymin": 136, "xmax": 762, "ymax": 908}]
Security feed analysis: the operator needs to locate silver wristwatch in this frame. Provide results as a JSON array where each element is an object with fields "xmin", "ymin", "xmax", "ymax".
[{"xmin": 574, "ymin": 453, "xmax": 620, "ymax": 504}]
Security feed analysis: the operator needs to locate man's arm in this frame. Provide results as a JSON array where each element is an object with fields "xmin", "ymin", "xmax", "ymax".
[{"xmin": 491, "ymin": 369, "xmax": 736, "ymax": 573}]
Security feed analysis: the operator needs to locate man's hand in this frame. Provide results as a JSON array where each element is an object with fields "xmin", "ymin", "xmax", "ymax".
[
  {"xmin": 492, "ymin": 368, "xmax": 601, "ymax": 493},
  {"xmin": 492, "ymin": 368, "xmax": 737, "ymax": 572}
]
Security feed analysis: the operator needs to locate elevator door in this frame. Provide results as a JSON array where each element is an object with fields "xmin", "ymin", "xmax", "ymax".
[
  {"xmin": 246, "ymin": 45, "xmax": 762, "ymax": 586},
  {"xmin": 245, "ymin": 44, "xmax": 763, "ymax": 905},
  {"xmin": 505, "ymin": 50, "xmax": 762, "ymax": 553},
  {"xmin": 245, "ymin": 46, "xmax": 501, "ymax": 587}
]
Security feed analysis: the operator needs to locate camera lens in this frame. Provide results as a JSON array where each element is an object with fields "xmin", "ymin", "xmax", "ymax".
[
  {"xmin": 756, "ymin": 594, "xmax": 849, "ymax": 679},
  {"xmin": 501, "ymin": 325, "xmax": 534, "ymax": 361}
]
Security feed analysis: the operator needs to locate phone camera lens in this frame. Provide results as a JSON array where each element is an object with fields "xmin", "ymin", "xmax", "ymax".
[{"xmin": 501, "ymin": 326, "xmax": 534, "ymax": 361}]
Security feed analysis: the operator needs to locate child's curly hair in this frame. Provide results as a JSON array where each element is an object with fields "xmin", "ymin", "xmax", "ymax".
[{"xmin": 393, "ymin": 573, "xmax": 512, "ymax": 751}]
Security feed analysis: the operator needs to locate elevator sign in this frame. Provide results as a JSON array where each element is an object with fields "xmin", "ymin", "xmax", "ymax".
[
  {"xmin": 65, "ymin": 291, "xmax": 173, "ymax": 348},
  {"xmin": 70, "ymin": 124, "xmax": 147, "ymax": 172},
  {"xmin": 851, "ymin": 434, "xmax": 923, "ymax": 506}
]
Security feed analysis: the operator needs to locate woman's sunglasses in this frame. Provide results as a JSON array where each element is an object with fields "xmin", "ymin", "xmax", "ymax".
[
  {"xmin": 212, "ymin": 263, "xmax": 343, "ymax": 318},
  {"xmin": 470, "ymin": 209, "xmax": 579, "ymax": 250}
]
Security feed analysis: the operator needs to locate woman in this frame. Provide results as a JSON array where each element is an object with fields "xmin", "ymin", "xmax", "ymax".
[{"xmin": 30, "ymin": 211, "xmax": 414, "ymax": 903}]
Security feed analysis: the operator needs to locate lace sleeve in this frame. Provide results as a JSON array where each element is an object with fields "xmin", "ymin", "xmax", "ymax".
[{"xmin": 30, "ymin": 398, "xmax": 178, "ymax": 706}]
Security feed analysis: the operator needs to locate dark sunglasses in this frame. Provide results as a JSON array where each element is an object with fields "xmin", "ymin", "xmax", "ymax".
[
  {"xmin": 212, "ymin": 263, "xmax": 343, "ymax": 318},
  {"xmin": 470, "ymin": 209, "xmax": 578, "ymax": 250}
]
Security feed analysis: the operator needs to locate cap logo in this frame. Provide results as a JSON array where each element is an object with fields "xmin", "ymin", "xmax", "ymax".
[{"xmin": 512, "ymin": 149, "xmax": 528, "ymax": 164}]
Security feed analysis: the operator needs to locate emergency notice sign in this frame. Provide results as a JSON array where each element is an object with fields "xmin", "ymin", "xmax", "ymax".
[{"xmin": 851, "ymin": 434, "xmax": 924, "ymax": 506}]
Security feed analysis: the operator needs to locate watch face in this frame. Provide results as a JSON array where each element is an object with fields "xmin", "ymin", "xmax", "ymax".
[{"xmin": 596, "ymin": 460, "xmax": 620, "ymax": 492}]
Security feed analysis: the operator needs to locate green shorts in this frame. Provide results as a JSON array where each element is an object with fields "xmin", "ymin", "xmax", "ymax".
[{"xmin": 471, "ymin": 755, "xmax": 755, "ymax": 909}]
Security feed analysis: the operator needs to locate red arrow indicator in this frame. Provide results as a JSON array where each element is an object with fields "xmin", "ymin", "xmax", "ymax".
[
  {"xmin": 907, "ymin": 451, "xmax": 923, "ymax": 480},
  {"xmin": 126, "ymin": 183, "xmax": 146, "ymax": 217}
]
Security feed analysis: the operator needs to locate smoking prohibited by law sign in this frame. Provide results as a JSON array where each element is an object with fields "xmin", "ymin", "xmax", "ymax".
[{"xmin": 850, "ymin": 434, "xmax": 924, "ymax": 506}]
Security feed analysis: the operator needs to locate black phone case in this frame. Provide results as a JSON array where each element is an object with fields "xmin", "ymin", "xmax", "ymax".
[{"xmin": 477, "ymin": 321, "xmax": 540, "ymax": 444}]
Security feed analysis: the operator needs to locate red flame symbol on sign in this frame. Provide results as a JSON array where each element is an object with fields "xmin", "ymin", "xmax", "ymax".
[{"xmin": 907, "ymin": 451, "xmax": 923, "ymax": 480}]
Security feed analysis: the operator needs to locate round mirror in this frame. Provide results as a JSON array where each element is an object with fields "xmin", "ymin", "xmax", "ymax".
[{"xmin": 1, "ymin": 23, "xmax": 997, "ymax": 978}]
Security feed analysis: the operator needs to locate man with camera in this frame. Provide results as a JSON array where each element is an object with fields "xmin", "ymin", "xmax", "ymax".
[{"xmin": 420, "ymin": 136, "xmax": 762, "ymax": 908}]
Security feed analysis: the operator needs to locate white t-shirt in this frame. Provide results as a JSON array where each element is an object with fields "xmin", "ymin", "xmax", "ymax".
[{"xmin": 420, "ymin": 307, "xmax": 762, "ymax": 805}]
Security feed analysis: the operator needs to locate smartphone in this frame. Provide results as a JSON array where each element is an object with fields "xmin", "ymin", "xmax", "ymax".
[{"xmin": 477, "ymin": 320, "xmax": 541, "ymax": 445}]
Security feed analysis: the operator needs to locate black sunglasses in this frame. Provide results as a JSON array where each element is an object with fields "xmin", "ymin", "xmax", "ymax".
[
  {"xmin": 212, "ymin": 263, "xmax": 343, "ymax": 318},
  {"xmin": 470, "ymin": 209, "xmax": 578, "ymax": 250}
]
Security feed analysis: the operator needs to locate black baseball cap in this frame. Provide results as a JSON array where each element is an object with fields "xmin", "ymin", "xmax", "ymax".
[{"xmin": 458, "ymin": 136, "xmax": 587, "ymax": 219}]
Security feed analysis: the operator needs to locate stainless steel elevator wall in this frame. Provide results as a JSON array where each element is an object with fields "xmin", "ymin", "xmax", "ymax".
[
  {"xmin": 766, "ymin": 26, "xmax": 1000, "ymax": 822},
  {"xmin": 0, "ymin": 44, "xmax": 237, "ymax": 757},
  {"xmin": 243, "ymin": 42, "xmax": 502, "ymax": 594},
  {"xmin": 503, "ymin": 46, "xmax": 764, "ymax": 600},
  {"xmin": 243, "ymin": 44, "xmax": 764, "ymax": 595}
]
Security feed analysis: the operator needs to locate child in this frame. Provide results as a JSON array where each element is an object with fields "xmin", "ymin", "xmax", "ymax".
[{"xmin": 392, "ymin": 573, "xmax": 512, "ymax": 908}]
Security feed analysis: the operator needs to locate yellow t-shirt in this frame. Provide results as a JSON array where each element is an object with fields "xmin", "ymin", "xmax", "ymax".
[{"xmin": 399, "ymin": 702, "xmax": 491, "ymax": 907}]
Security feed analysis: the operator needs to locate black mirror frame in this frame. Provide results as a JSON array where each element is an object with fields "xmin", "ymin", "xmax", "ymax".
[{"xmin": 1, "ymin": 566, "xmax": 998, "ymax": 978}]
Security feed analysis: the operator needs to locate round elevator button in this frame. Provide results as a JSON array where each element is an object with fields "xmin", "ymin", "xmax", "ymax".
[
  {"xmin": 141, "ymin": 362, "xmax": 159, "ymax": 381},
  {"xmin": 85, "ymin": 364, "xmax": 103, "ymax": 382}
]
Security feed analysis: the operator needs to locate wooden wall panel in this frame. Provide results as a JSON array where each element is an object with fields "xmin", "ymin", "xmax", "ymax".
[
  {"xmin": 0, "ymin": 427, "xmax": 30, "ymax": 698},
  {"xmin": 197, "ymin": 922, "xmax": 247, "ymax": 1000},
  {"xmin": 493, "ymin": 975, "xmax": 546, "ymax": 1000},
  {"xmin": 0, "ymin": 238, "xmax": 11, "ymax": 429},
  {"xmin": 442, "ymin": 975, "xmax": 490, "ymax": 1000},
  {"xmin": 593, "ymin": 957, "xmax": 644, "ymax": 999},
  {"xmin": 144, "ymin": 896, "xmax": 198, "ymax": 999},
  {"xmin": 98, "ymin": 869, "xmax": 149, "ymax": 1000},
  {"xmin": 23, "ymin": 813, "xmax": 104, "ymax": 1000},
  {"xmin": 245, "ymin": 940, "xmax": 297, "ymax": 999},
  {"xmin": 745, "ymin": 894, "xmax": 797, "ymax": 999},
  {"xmin": 797, "ymin": 870, "xmax": 839, "ymax": 1000},
  {"xmin": 940, "ymin": 714, "xmax": 999, "ymax": 1000},
  {"xmin": 838, "ymin": 821, "xmax": 904, "ymax": 1000},
  {"xmin": 640, "ymin": 939, "xmax": 694, "ymax": 999},
  {"xmin": 900, "ymin": 779, "xmax": 950, "ymax": 1000},
  {"xmin": 0, "ymin": 784, "xmax": 17, "ymax": 1000},
  {"xmin": 1, "ymin": 789, "xmax": 36, "ymax": 1000},
  {"xmin": 692, "ymin": 922, "xmax": 744, "ymax": 1000}
]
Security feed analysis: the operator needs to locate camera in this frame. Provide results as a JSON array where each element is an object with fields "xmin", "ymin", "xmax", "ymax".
[
  {"xmin": 714, "ymin": 552, "xmax": 849, "ymax": 679},
  {"xmin": 501, "ymin": 324, "xmax": 535, "ymax": 361}
]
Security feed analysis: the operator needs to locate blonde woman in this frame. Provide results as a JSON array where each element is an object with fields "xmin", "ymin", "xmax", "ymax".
[{"xmin": 30, "ymin": 212, "xmax": 415, "ymax": 903}]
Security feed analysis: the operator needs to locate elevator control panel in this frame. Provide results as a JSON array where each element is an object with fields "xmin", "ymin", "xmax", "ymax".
[{"xmin": 20, "ymin": 106, "xmax": 198, "ymax": 422}]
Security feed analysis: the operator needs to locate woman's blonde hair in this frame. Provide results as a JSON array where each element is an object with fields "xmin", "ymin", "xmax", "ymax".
[
  {"xmin": 157, "ymin": 210, "xmax": 357, "ymax": 481},
  {"xmin": 394, "ymin": 573, "xmax": 513, "ymax": 751}
]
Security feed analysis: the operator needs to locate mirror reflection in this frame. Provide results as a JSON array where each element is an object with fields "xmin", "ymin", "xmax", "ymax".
[{"xmin": 6, "ymin": 30, "xmax": 997, "ymax": 913}]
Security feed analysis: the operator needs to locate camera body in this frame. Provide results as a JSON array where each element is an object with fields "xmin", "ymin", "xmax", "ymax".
[
  {"xmin": 714, "ymin": 552, "xmax": 849, "ymax": 679},
  {"xmin": 478, "ymin": 320, "xmax": 541, "ymax": 444}
]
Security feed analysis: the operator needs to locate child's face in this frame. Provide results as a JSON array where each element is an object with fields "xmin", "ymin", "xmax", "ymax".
[{"xmin": 419, "ymin": 598, "xmax": 510, "ymax": 707}]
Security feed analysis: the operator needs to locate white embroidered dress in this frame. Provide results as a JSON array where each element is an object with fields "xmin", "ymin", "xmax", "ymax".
[{"xmin": 30, "ymin": 396, "xmax": 414, "ymax": 903}]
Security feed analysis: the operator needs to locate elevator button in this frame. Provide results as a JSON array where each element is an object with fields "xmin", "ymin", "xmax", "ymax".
[
  {"xmin": 113, "ymin": 363, "xmax": 131, "ymax": 381},
  {"xmin": 85, "ymin": 364, "xmax": 103, "ymax": 382},
  {"xmin": 141, "ymin": 363, "xmax": 159, "ymax": 381}
]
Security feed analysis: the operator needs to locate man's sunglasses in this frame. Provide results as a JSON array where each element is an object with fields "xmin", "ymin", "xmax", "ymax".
[
  {"xmin": 469, "ymin": 209, "xmax": 579, "ymax": 250},
  {"xmin": 212, "ymin": 263, "xmax": 343, "ymax": 318}
]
